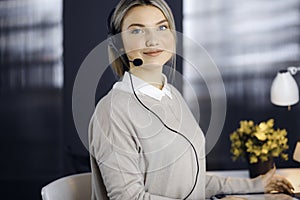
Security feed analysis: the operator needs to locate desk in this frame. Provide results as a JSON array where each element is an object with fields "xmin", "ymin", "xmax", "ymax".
[{"xmin": 207, "ymin": 168, "xmax": 300, "ymax": 199}]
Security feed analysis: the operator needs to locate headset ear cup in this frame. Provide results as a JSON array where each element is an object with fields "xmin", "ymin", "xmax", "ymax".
[
  {"xmin": 108, "ymin": 33, "xmax": 123, "ymax": 52},
  {"xmin": 121, "ymin": 54, "xmax": 129, "ymax": 72},
  {"xmin": 108, "ymin": 34, "xmax": 129, "ymax": 73}
]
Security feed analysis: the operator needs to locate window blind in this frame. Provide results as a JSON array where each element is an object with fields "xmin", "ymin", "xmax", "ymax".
[{"xmin": 0, "ymin": 0, "xmax": 63, "ymax": 93}]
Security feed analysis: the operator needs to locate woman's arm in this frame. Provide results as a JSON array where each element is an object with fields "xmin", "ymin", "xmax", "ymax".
[{"xmin": 205, "ymin": 174, "xmax": 264, "ymax": 198}]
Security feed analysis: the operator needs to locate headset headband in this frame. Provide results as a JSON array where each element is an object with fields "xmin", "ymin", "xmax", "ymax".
[{"xmin": 107, "ymin": 8, "xmax": 116, "ymax": 35}]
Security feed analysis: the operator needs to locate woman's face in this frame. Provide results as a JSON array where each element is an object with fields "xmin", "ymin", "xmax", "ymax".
[{"xmin": 121, "ymin": 5, "xmax": 175, "ymax": 68}]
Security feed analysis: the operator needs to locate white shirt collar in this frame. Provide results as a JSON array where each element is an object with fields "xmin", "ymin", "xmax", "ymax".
[{"xmin": 113, "ymin": 71, "xmax": 172, "ymax": 101}]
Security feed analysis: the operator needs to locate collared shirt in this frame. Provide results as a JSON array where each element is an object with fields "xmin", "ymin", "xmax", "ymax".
[{"xmin": 113, "ymin": 72, "xmax": 172, "ymax": 101}]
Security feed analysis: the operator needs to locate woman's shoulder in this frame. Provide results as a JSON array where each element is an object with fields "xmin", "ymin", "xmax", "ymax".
[
  {"xmin": 168, "ymin": 84, "xmax": 186, "ymax": 101},
  {"xmin": 93, "ymin": 87, "xmax": 133, "ymax": 118}
]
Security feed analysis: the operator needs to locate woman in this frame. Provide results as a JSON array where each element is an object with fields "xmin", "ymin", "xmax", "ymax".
[{"xmin": 89, "ymin": 0, "xmax": 294, "ymax": 199}]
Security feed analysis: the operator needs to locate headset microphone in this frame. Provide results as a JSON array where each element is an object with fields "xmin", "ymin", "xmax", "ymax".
[{"xmin": 129, "ymin": 58, "xmax": 143, "ymax": 67}]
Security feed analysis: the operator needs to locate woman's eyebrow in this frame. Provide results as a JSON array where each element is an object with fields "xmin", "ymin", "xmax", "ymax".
[
  {"xmin": 127, "ymin": 23, "xmax": 145, "ymax": 29},
  {"xmin": 127, "ymin": 19, "xmax": 168, "ymax": 29},
  {"xmin": 155, "ymin": 19, "xmax": 168, "ymax": 25}
]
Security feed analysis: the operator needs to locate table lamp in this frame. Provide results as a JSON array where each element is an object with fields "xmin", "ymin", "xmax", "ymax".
[
  {"xmin": 270, "ymin": 67, "xmax": 299, "ymax": 109},
  {"xmin": 270, "ymin": 66, "xmax": 300, "ymax": 162},
  {"xmin": 294, "ymin": 138, "xmax": 300, "ymax": 162}
]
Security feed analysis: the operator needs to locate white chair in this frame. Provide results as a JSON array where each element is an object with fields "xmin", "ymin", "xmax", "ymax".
[{"xmin": 41, "ymin": 173, "xmax": 91, "ymax": 200}]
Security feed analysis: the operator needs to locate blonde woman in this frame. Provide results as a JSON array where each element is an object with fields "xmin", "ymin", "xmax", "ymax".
[{"xmin": 89, "ymin": 0, "xmax": 294, "ymax": 199}]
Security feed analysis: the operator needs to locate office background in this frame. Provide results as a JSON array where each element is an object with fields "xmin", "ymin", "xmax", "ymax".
[{"xmin": 0, "ymin": 0, "xmax": 299, "ymax": 199}]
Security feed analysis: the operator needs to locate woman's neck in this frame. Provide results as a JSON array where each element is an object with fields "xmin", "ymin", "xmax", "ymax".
[{"xmin": 130, "ymin": 65, "xmax": 163, "ymax": 90}]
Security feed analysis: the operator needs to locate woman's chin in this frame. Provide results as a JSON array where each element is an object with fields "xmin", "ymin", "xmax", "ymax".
[{"xmin": 140, "ymin": 62, "xmax": 164, "ymax": 69}]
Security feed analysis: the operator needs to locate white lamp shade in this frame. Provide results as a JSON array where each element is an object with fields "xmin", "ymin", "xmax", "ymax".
[
  {"xmin": 270, "ymin": 71, "xmax": 299, "ymax": 106},
  {"xmin": 293, "ymin": 141, "xmax": 300, "ymax": 162}
]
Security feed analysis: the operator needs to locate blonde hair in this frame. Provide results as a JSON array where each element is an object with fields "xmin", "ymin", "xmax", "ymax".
[{"xmin": 108, "ymin": 0, "xmax": 177, "ymax": 78}]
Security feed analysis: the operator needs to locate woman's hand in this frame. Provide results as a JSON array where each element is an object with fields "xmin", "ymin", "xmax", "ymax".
[{"xmin": 261, "ymin": 166, "xmax": 294, "ymax": 195}]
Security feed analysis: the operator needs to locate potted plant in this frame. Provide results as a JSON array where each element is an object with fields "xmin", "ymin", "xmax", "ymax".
[{"xmin": 229, "ymin": 119, "xmax": 289, "ymax": 178}]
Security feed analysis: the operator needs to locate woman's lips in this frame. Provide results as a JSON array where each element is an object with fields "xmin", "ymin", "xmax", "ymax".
[{"xmin": 143, "ymin": 49, "xmax": 163, "ymax": 57}]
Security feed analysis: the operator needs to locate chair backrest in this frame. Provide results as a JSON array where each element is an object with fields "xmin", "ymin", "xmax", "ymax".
[{"xmin": 41, "ymin": 173, "xmax": 91, "ymax": 200}]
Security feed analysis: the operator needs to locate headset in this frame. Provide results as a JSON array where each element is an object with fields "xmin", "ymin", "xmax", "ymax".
[
  {"xmin": 107, "ymin": 8, "xmax": 136, "ymax": 74},
  {"xmin": 107, "ymin": 8, "xmax": 199, "ymax": 200}
]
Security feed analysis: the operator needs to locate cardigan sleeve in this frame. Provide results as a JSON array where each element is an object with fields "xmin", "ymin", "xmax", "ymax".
[
  {"xmin": 205, "ymin": 174, "xmax": 264, "ymax": 198},
  {"xmin": 89, "ymin": 107, "xmax": 181, "ymax": 200}
]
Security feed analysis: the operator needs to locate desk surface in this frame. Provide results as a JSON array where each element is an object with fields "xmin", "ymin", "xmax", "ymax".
[{"xmin": 207, "ymin": 168, "xmax": 300, "ymax": 193}]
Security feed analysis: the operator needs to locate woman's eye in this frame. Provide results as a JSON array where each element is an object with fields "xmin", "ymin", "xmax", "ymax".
[
  {"xmin": 158, "ymin": 25, "xmax": 168, "ymax": 31},
  {"xmin": 131, "ymin": 29, "xmax": 143, "ymax": 34}
]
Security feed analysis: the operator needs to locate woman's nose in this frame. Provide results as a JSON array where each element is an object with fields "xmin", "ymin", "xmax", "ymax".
[{"xmin": 145, "ymin": 29, "xmax": 158, "ymax": 47}]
